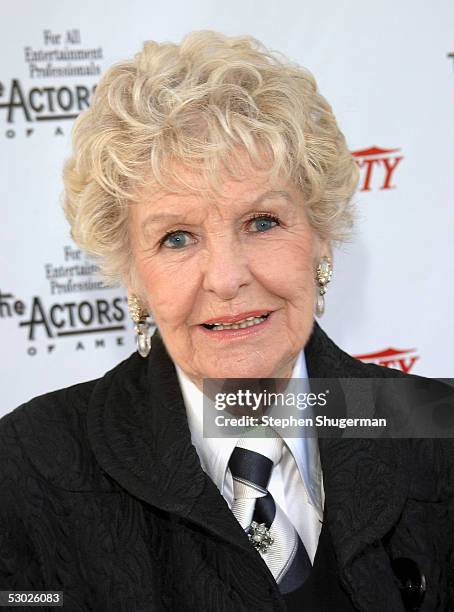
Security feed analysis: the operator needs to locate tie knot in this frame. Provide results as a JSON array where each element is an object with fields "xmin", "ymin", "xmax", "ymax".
[{"xmin": 236, "ymin": 428, "xmax": 283, "ymax": 466}]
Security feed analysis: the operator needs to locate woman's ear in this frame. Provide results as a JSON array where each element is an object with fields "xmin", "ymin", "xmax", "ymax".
[
  {"xmin": 127, "ymin": 288, "xmax": 148, "ymax": 313},
  {"xmin": 127, "ymin": 276, "xmax": 151, "ymax": 320},
  {"xmin": 314, "ymin": 238, "xmax": 333, "ymax": 266},
  {"xmin": 126, "ymin": 268, "xmax": 146, "ymax": 306}
]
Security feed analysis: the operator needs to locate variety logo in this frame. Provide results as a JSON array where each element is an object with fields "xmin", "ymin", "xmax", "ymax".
[
  {"xmin": 353, "ymin": 347, "xmax": 419, "ymax": 374},
  {"xmin": 0, "ymin": 28, "xmax": 102, "ymax": 139},
  {"xmin": 352, "ymin": 146, "xmax": 403, "ymax": 191}
]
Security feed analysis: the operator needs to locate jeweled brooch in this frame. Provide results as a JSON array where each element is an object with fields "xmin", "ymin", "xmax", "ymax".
[{"xmin": 248, "ymin": 521, "xmax": 274, "ymax": 553}]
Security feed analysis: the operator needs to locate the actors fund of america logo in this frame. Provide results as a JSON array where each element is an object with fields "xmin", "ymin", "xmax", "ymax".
[
  {"xmin": 0, "ymin": 28, "xmax": 102, "ymax": 139},
  {"xmin": 352, "ymin": 146, "xmax": 403, "ymax": 192},
  {"xmin": 0, "ymin": 245, "xmax": 139, "ymax": 356}
]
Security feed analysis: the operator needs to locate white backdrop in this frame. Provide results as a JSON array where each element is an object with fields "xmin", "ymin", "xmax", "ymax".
[{"xmin": 1, "ymin": 0, "xmax": 453, "ymax": 416}]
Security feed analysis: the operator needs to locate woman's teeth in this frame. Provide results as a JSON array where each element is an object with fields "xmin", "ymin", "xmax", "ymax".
[{"xmin": 204, "ymin": 315, "xmax": 268, "ymax": 331}]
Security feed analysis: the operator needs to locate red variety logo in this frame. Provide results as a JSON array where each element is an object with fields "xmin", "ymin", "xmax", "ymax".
[
  {"xmin": 353, "ymin": 347, "xmax": 419, "ymax": 373},
  {"xmin": 352, "ymin": 146, "xmax": 403, "ymax": 191}
]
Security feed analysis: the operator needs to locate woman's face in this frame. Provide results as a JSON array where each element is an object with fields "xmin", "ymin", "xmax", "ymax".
[{"xmin": 129, "ymin": 162, "xmax": 327, "ymax": 388}]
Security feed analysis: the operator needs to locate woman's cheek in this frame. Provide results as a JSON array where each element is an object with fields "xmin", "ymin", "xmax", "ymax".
[
  {"xmin": 250, "ymin": 240, "xmax": 312, "ymax": 297},
  {"xmin": 146, "ymin": 262, "xmax": 201, "ymax": 326}
]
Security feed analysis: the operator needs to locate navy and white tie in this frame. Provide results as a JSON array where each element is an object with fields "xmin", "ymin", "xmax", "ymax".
[{"xmin": 228, "ymin": 429, "xmax": 312, "ymax": 594}]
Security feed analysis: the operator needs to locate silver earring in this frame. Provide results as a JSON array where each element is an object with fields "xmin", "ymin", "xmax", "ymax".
[
  {"xmin": 128, "ymin": 294, "xmax": 151, "ymax": 358},
  {"xmin": 315, "ymin": 256, "xmax": 333, "ymax": 318}
]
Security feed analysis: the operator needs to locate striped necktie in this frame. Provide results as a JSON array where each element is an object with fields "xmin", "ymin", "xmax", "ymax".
[{"xmin": 228, "ymin": 428, "xmax": 312, "ymax": 594}]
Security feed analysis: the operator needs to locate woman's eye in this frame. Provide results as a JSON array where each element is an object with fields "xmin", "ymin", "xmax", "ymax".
[
  {"xmin": 161, "ymin": 231, "xmax": 193, "ymax": 249},
  {"xmin": 249, "ymin": 216, "xmax": 279, "ymax": 233}
]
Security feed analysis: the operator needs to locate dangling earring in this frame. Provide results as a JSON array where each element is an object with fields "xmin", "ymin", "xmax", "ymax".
[
  {"xmin": 128, "ymin": 294, "xmax": 151, "ymax": 358},
  {"xmin": 315, "ymin": 256, "xmax": 333, "ymax": 318}
]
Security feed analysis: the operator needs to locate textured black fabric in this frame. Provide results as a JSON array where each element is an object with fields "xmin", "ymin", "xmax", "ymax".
[
  {"xmin": 283, "ymin": 516, "xmax": 357, "ymax": 611},
  {"xmin": 0, "ymin": 321, "xmax": 453, "ymax": 611}
]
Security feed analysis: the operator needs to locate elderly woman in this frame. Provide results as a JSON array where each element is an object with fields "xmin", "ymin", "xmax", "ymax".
[{"xmin": 0, "ymin": 31, "xmax": 452, "ymax": 612}]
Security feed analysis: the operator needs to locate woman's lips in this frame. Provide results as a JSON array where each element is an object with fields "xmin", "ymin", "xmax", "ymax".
[
  {"xmin": 202, "ymin": 310, "xmax": 271, "ymax": 325},
  {"xmin": 198, "ymin": 312, "xmax": 273, "ymax": 339}
]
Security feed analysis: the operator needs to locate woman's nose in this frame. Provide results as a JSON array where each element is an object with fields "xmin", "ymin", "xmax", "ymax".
[{"xmin": 201, "ymin": 239, "xmax": 253, "ymax": 300}]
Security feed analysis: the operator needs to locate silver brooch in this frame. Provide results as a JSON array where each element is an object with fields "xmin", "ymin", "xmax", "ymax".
[{"xmin": 248, "ymin": 521, "xmax": 274, "ymax": 553}]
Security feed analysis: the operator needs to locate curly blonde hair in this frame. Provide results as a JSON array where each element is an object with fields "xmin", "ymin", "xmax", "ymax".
[{"xmin": 63, "ymin": 30, "xmax": 359, "ymax": 284}]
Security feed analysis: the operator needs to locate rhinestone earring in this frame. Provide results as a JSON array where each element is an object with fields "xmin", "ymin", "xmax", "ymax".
[
  {"xmin": 128, "ymin": 294, "xmax": 151, "ymax": 358},
  {"xmin": 315, "ymin": 256, "xmax": 333, "ymax": 317}
]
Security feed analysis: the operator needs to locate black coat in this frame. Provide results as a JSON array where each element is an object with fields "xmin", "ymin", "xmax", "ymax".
[{"xmin": 0, "ymin": 322, "xmax": 453, "ymax": 611}]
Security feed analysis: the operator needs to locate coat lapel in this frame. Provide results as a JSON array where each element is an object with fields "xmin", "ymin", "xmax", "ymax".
[
  {"xmin": 306, "ymin": 322, "xmax": 408, "ymax": 610},
  {"xmin": 86, "ymin": 328, "xmax": 283, "ymax": 597}
]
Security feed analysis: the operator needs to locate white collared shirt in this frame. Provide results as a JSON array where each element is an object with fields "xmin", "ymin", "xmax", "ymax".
[{"xmin": 175, "ymin": 351, "xmax": 324, "ymax": 562}]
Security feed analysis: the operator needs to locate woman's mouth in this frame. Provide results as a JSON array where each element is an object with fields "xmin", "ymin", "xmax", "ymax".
[{"xmin": 201, "ymin": 313, "xmax": 270, "ymax": 331}]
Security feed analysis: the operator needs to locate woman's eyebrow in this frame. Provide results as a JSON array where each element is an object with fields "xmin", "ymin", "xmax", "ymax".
[
  {"xmin": 248, "ymin": 190, "xmax": 293, "ymax": 206},
  {"xmin": 142, "ymin": 212, "xmax": 184, "ymax": 232},
  {"xmin": 140, "ymin": 212, "xmax": 196, "ymax": 239}
]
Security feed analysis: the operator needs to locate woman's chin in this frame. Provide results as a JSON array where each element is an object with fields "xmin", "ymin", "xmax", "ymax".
[{"xmin": 203, "ymin": 363, "xmax": 278, "ymax": 381}]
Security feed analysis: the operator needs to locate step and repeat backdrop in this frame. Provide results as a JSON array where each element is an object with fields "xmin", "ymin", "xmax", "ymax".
[{"xmin": 1, "ymin": 0, "xmax": 453, "ymax": 415}]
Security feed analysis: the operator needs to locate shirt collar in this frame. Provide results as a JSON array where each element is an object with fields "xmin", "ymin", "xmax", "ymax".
[{"xmin": 175, "ymin": 351, "xmax": 323, "ymax": 514}]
